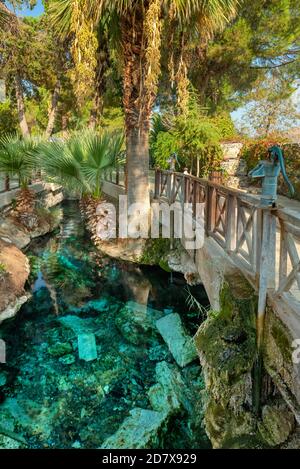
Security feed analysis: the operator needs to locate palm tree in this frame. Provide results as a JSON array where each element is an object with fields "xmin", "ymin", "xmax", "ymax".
[
  {"xmin": 0, "ymin": 1, "xmax": 17, "ymax": 31},
  {"xmin": 0, "ymin": 134, "xmax": 38, "ymax": 216},
  {"xmin": 38, "ymin": 130, "xmax": 124, "ymax": 241},
  {"xmin": 48, "ymin": 0, "xmax": 239, "ymax": 214}
]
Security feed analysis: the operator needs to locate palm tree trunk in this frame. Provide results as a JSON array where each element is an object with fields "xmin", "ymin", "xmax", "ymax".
[
  {"xmin": 45, "ymin": 80, "xmax": 60, "ymax": 138},
  {"xmin": 121, "ymin": 4, "xmax": 153, "ymax": 213},
  {"xmin": 88, "ymin": 89, "xmax": 103, "ymax": 130},
  {"xmin": 88, "ymin": 39, "xmax": 109, "ymax": 129},
  {"xmin": 15, "ymin": 73, "xmax": 30, "ymax": 138}
]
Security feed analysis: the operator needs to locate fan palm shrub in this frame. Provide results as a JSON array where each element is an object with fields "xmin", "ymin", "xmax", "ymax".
[
  {"xmin": 0, "ymin": 134, "xmax": 39, "ymax": 220},
  {"xmin": 38, "ymin": 130, "xmax": 124, "ymax": 242}
]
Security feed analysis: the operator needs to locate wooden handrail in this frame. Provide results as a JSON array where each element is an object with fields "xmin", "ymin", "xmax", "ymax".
[{"xmin": 154, "ymin": 168, "xmax": 300, "ymax": 315}]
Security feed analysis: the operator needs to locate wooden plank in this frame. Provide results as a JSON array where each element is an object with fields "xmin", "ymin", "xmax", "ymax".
[{"xmin": 279, "ymin": 219, "xmax": 288, "ymax": 288}]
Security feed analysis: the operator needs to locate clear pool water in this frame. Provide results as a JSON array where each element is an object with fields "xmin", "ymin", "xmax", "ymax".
[{"xmin": 0, "ymin": 201, "xmax": 210, "ymax": 449}]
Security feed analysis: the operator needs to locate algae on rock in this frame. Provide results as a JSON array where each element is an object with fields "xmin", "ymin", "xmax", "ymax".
[{"xmin": 194, "ymin": 273, "xmax": 258, "ymax": 448}]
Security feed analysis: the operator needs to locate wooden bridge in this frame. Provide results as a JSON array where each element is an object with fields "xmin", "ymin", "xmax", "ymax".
[
  {"xmin": 154, "ymin": 169, "xmax": 300, "ymax": 322},
  {"xmin": 102, "ymin": 166, "xmax": 300, "ymax": 323}
]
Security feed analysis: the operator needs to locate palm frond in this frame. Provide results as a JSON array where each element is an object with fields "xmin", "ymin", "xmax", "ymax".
[
  {"xmin": 0, "ymin": 134, "xmax": 39, "ymax": 187},
  {"xmin": 38, "ymin": 130, "xmax": 124, "ymax": 198}
]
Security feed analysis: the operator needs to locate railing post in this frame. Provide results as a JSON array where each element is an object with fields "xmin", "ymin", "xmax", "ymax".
[
  {"xmin": 207, "ymin": 184, "xmax": 216, "ymax": 234},
  {"xmin": 116, "ymin": 167, "xmax": 119, "ymax": 186},
  {"xmin": 167, "ymin": 172, "xmax": 172, "ymax": 203},
  {"xmin": 225, "ymin": 194, "xmax": 237, "ymax": 252},
  {"xmin": 154, "ymin": 169, "xmax": 159, "ymax": 198},
  {"xmin": 184, "ymin": 175, "xmax": 189, "ymax": 204},
  {"xmin": 5, "ymin": 175, "xmax": 9, "ymax": 192},
  {"xmin": 193, "ymin": 180, "xmax": 198, "ymax": 220}
]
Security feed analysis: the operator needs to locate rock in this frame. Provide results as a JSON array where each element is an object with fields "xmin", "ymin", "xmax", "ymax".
[
  {"xmin": 0, "ymin": 218, "xmax": 30, "ymax": 249},
  {"xmin": 147, "ymin": 344, "xmax": 170, "ymax": 362},
  {"xmin": 0, "ymin": 294, "xmax": 30, "ymax": 325},
  {"xmin": 115, "ymin": 301, "xmax": 163, "ymax": 345},
  {"xmin": 258, "ymin": 402, "xmax": 295, "ymax": 446},
  {"xmin": 0, "ymin": 434, "xmax": 23, "ymax": 449},
  {"xmin": 59, "ymin": 354, "xmax": 75, "ymax": 365},
  {"xmin": 0, "ymin": 397, "xmax": 58, "ymax": 439},
  {"xmin": 0, "ymin": 239, "xmax": 30, "ymax": 322},
  {"xmin": 148, "ymin": 361, "xmax": 189, "ymax": 416},
  {"xmin": 101, "ymin": 408, "xmax": 167, "ymax": 449},
  {"xmin": 72, "ymin": 440, "xmax": 81, "ymax": 449},
  {"xmin": 167, "ymin": 249, "xmax": 201, "ymax": 285},
  {"xmin": 78, "ymin": 333, "xmax": 97, "ymax": 362},
  {"xmin": 58, "ymin": 315, "xmax": 99, "ymax": 336},
  {"xmin": 0, "ymin": 371, "xmax": 7, "ymax": 386},
  {"xmin": 194, "ymin": 275, "xmax": 261, "ymax": 448},
  {"xmin": 47, "ymin": 342, "xmax": 72, "ymax": 357},
  {"xmin": 156, "ymin": 313, "xmax": 198, "ymax": 367},
  {"xmin": 83, "ymin": 298, "xmax": 109, "ymax": 313}
]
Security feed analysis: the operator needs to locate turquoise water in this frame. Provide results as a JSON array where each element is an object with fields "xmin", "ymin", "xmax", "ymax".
[{"xmin": 0, "ymin": 201, "xmax": 210, "ymax": 449}]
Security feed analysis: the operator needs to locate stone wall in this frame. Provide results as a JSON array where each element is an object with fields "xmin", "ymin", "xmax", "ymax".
[
  {"xmin": 0, "ymin": 182, "xmax": 63, "ymax": 214},
  {"xmin": 220, "ymin": 142, "xmax": 248, "ymax": 189}
]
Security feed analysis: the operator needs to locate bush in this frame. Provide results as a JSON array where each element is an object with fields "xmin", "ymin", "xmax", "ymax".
[
  {"xmin": 241, "ymin": 138, "xmax": 284, "ymax": 172},
  {"xmin": 151, "ymin": 112, "xmax": 223, "ymax": 177}
]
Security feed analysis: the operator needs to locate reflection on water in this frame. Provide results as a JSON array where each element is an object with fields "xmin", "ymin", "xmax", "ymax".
[{"xmin": 0, "ymin": 201, "xmax": 210, "ymax": 449}]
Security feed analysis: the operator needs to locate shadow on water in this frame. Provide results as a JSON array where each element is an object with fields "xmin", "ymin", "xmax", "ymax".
[{"xmin": 0, "ymin": 201, "xmax": 211, "ymax": 449}]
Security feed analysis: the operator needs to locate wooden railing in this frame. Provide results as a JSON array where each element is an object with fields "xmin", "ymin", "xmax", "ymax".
[
  {"xmin": 155, "ymin": 169, "xmax": 300, "ymax": 314},
  {"xmin": 104, "ymin": 166, "xmax": 125, "ymax": 187},
  {"xmin": 0, "ymin": 173, "xmax": 43, "ymax": 194},
  {"xmin": 0, "ymin": 174, "xmax": 20, "ymax": 193}
]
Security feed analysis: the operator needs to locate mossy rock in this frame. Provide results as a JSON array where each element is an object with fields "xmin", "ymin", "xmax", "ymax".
[
  {"xmin": 205, "ymin": 399, "xmax": 257, "ymax": 448},
  {"xmin": 257, "ymin": 400, "xmax": 295, "ymax": 446},
  {"xmin": 194, "ymin": 273, "xmax": 259, "ymax": 448},
  {"xmin": 195, "ymin": 274, "xmax": 257, "ymax": 384},
  {"xmin": 47, "ymin": 342, "xmax": 72, "ymax": 357},
  {"xmin": 140, "ymin": 238, "xmax": 170, "ymax": 266}
]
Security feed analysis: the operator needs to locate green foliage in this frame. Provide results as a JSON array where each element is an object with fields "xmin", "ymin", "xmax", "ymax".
[
  {"xmin": 186, "ymin": 0, "xmax": 300, "ymax": 113},
  {"xmin": 38, "ymin": 130, "xmax": 124, "ymax": 197},
  {"xmin": 0, "ymin": 262, "xmax": 7, "ymax": 276},
  {"xmin": 140, "ymin": 238, "xmax": 170, "ymax": 266},
  {"xmin": 0, "ymin": 100, "xmax": 18, "ymax": 134},
  {"xmin": 152, "ymin": 131, "xmax": 180, "ymax": 169},
  {"xmin": 240, "ymin": 137, "xmax": 287, "ymax": 172},
  {"xmin": 0, "ymin": 133, "xmax": 39, "ymax": 188},
  {"xmin": 25, "ymin": 87, "xmax": 52, "ymax": 135},
  {"xmin": 211, "ymin": 113, "xmax": 237, "ymax": 139},
  {"xmin": 100, "ymin": 106, "xmax": 124, "ymax": 133},
  {"xmin": 151, "ymin": 108, "xmax": 223, "ymax": 177}
]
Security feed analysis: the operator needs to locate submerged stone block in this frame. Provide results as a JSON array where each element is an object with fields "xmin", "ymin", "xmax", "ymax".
[
  {"xmin": 101, "ymin": 408, "xmax": 167, "ymax": 449},
  {"xmin": 155, "ymin": 313, "xmax": 198, "ymax": 367},
  {"xmin": 148, "ymin": 361, "xmax": 188, "ymax": 415},
  {"xmin": 58, "ymin": 315, "xmax": 98, "ymax": 336},
  {"xmin": 78, "ymin": 333, "xmax": 97, "ymax": 362},
  {"xmin": 115, "ymin": 301, "xmax": 163, "ymax": 345}
]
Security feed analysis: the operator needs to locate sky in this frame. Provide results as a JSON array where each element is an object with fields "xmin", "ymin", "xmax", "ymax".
[{"xmin": 7, "ymin": 0, "xmax": 44, "ymax": 17}]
